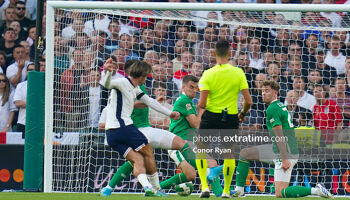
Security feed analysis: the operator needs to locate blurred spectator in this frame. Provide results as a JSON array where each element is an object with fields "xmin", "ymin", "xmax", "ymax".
[
  {"xmin": 134, "ymin": 28, "xmax": 158, "ymax": 59},
  {"xmin": 172, "ymin": 39, "xmax": 188, "ymax": 73},
  {"xmin": 54, "ymin": 36, "xmax": 70, "ymax": 75},
  {"xmin": 62, "ymin": 18, "xmax": 85, "ymax": 40},
  {"xmin": 190, "ymin": 62, "xmax": 203, "ymax": 105},
  {"xmin": 6, "ymin": 44, "xmax": 31, "ymax": 90},
  {"xmin": 271, "ymin": 28, "xmax": 290, "ymax": 49},
  {"xmin": 83, "ymin": 13, "xmax": 111, "ymax": 37},
  {"xmin": 14, "ymin": 1, "xmax": 34, "ymax": 33},
  {"xmin": 0, "ymin": 51, "xmax": 7, "ymax": 73},
  {"xmin": 306, "ymin": 69, "xmax": 323, "ymax": 94},
  {"xmin": 313, "ymin": 48, "xmax": 337, "ymax": 86},
  {"xmin": 60, "ymin": 49, "xmax": 89, "ymax": 132},
  {"xmin": 26, "ymin": 25, "xmax": 35, "ymax": 47},
  {"xmin": 100, "ymin": 49, "xmax": 125, "ymax": 84},
  {"xmin": 261, "ymin": 49, "xmax": 274, "ymax": 71},
  {"xmin": 175, "ymin": 25, "xmax": 190, "ymax": 41},
  {"xmin": 161, "ymin": 61, "xmax": 174, "ymax": 81},
  {"xmin": 232, "ymin": 26, "xmax": 249, "ymax": 51},
  {"xmin": 288, "ymin": 76, "xmax": 317, "ymax": 112},
  {"xmin": 320, "ymin": 0, "xmax": 342, "ymax": 27},
  {"xmin": 346, "ymin": 57, "xmax": 350, "ymax": 86},
  {"xmin": 313, "ymin": 85, "xmax": 342, "ymax": 144},
  {"xmin": 92, "ymin": 31, "xmax": 109, "ymax": 68},
  {"xmin": 236, "ymin": 51, "xmax": 258, "ymax": 90},
  {"xmin": 194, "ymin": 26, "xmax": 217, "ymax": 66},
  {"xmin": 19, "ymin": 40, "xmax": 31, "ymax": 61},
  {"xmin": 248, "ymin": 37, "xmax": 264, "ymax": 71},
  {"xmin": 146, "ymin": 64, "xmax": 178, "ymax": 103},
  {"xmin": 9, "ymin": 20, "xmax": 25, "ymax": 42},
  {"xmin": 80, "ymin": 69, "xmax": 102, "ymax": 130},
  {"xmin": 266, "ymin": 62, "xmax": 288, "ymax": 102},
  {"xmin": 153, "ymin": 20, "xmax": 174, "ymax": 58},
  {"xmin": 302, "ymin": 33, "xmax": 319, "ymax": 69},
  {"xmin": 143, "ymin": 50, "xmax": 159, "ymax": 67},
  {"xmin": 288, "ymin": 43, "xmax": 309, "ymax": 77},
  {"xmin": 14, "ymin": 63, "xmax": 34, "ymax": 135},
  {"xmin": 118, "ymin": 33, "xmax": 139, "ymax": 60},
  {"xmin": 0, "ymin": 28, "xmax": 17, "ymax": 65},
  {"xmin": 251, "ymin": 73, "xmax": 266, "ymax": 125},
  {"xmin": 187, "ymin": 32, "xmax": 199, "ymax": 49},
  {"xmin": 105, "ymin": 19, "xmax": 120, "ymax": 53},
  {"xmin": 149, "ymin": 82, "xmax": 173, "ymax": 130},
  {"xmin": 325, "ymin": 36, "xmax": 346, "ymax": 76},
  {"xmin": 205, "ymin": 48, "xmax": 217, "ymax": 69},
  {"xmin": 218, "ymin": 24, "xmax": 231, "ymax": 42},
  {"xmin": 39, "ymin": 58, "xmax": 45, "ymax": 72},
  {"xmin": 290, "ymin": 21, "xmax": 304, "ymax": 46},
  {"xmin": 275, "ymin": 47, "xmax": 289, "ymax": 71},
  {"xmin": 0, "ymin": 73, "xmax": 16, "ymax": 132},
  {"xmin": 286, "ymin": 90, "xmax": 312, "ymax": 127},
  {"xmin": 332, "ymin": 78, "xmax": 350, "ymax": 127},
  {"xmin": 173, "ymin": 51, "xmax": 193, "ymax": 89},
  {"xmin": 0, "ymin": 7, "xmax": 16, "ymax": 35}
]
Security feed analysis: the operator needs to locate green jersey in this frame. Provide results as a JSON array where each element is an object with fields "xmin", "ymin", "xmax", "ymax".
[
  {"xmin": 131, "ymin": 85, "xmax": 151, "ymax": 128},
  {"xmin": 266, "ymin": 100, "xmax": 299, "ymax": 155},
  {"xmin": 170, "ymin": 93, "xmax": 196, "ymax": 140}
]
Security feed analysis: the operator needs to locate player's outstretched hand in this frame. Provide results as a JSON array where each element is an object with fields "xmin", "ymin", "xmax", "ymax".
[
  {"xmin": 238, "ymin": 112, "xmax": 246, "ymax": 123},
  {"xmin": 104, "ymin": 58, "xmax": 114, "ymax": 73},
  {"xmin": 282, "ymin": 159, "xmax": 291, "ymax": 171},
  {"xmin": 170, "ymin": 111, "xmax": 180, "ymax": 120}
]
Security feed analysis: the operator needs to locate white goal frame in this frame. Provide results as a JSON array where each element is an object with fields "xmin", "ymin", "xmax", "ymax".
[{"xmin": 45, "ymin": 1, "xmax": 350, "ymax": 193}]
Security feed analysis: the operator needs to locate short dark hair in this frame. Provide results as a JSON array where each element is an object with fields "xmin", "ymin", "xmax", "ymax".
[
  {"xmin": 124, "ymin": 59, "xmax": 140, "ymax": 75},
  {"xmin": 15, "ymin": 1, "xmax": 25, "ymax": 7},
  {"xmin": 4, "ymin": 27, "xmax": 15, "ymax": 34},
  {"xmin": 182, "ymin": 75, "xmax": 199, "ymax": 85},
  {"xmin": 13, "ymin": 44, "xmax": 24, "ymax": 52},
  {"xmin": 129, "ymin": 61, "xmax": 152, "ymax": 78},
  {"xmin": 263, "ymin": 80, "xmax": 280, "ymax": 91},
  {"xmin": 153, "ymin": 81, "xmax": 167, "ymax": 90},
  {"xmin": 215, "ymin": 40, "xmax": 230, "ymax": 57}
]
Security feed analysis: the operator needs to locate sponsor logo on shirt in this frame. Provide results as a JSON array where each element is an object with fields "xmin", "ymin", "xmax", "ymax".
[{"xmin": 270, "ymin": 118, "xmax": 275, "ymax": 123}]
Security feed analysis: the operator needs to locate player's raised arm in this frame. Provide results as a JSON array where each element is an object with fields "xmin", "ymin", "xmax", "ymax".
[
  {"xmin": 101, "ymin": 58, "xmax": 120, "ymax": 89},
  {"xmin": 139, "ymin": 94, "xmax": 180, "ymax": 120}
]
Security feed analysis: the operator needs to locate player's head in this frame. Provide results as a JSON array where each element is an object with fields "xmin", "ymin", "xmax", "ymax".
[
  {"xmin": 129, "ymin": 61, "xmax": 152, "ymax": 85},
  {"xmin": 215, "ymin": 40, "xmax": 230, "ymax": 58},
  {"xmin": 262, "ymin": 80, "xmax": 279, "ymax": 104},
  {"xmin": 124, "ymin": 59, "xmax": 140, "ymax": 76},
  {"xmin": 182, "ymin": 75, "xmax": 199, "ymax": 99}
]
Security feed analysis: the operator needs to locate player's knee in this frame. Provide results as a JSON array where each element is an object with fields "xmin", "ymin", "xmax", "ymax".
[
  {"xmin": 184, "ymin": 168, "xmax": 196, "ymax": 181},
  {"xmin": 131, "ymin": 153, "xmax": 144, "ymax": 165}
]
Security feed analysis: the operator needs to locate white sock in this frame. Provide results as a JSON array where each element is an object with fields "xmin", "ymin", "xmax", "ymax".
[
  {"xmin": 106, "ymin": 185, "xmax": 113, "ymax": 190},
  {"xmin": 235, "ymin": 186, "xmax": 245, "ymax": 193},
  {"xmin": 147, "ymin": 172, "xmax": 161, "ymax": 190},
  {"xmin": 137, "ymin": 174, "xmax": 153, "ymax": 189},
  {"xmin": 311, "ymin": 187, "xmax": 320, "ymax": 195}
]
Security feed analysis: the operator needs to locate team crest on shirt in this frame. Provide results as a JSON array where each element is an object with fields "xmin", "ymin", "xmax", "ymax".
[
  {"xmin": 186, "ymin": 104, "xmax": 192, "ymax": 110},
  {"xmin": 270, "ymin": 118, "xmax": 275, "ymax": 123}
]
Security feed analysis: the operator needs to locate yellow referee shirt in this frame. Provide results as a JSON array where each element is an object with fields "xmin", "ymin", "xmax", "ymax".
[{"xmin": 199, "ymin": 63, "xmax": 249, "ymax": 115}]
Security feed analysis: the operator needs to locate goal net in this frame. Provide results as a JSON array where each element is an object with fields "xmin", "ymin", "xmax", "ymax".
[{"xmin": 45, "ymin": 2, "xmax": 350, "ymax": 196}]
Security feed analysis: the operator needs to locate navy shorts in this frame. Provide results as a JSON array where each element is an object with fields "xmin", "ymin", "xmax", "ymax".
[{"xmin": 106, "ymin": 125, "xmax": 148, "ymax": 158}]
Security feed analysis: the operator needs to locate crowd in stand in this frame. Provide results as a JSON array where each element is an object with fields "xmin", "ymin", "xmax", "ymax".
[{"xmin": 1, "ymin": 0, "xmax": 350, "ymax": 145}]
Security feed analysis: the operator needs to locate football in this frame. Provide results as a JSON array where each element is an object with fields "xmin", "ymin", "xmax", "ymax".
[{"xmin": 175, "ymin": 182, "xmax": 194, "ymax": 196}]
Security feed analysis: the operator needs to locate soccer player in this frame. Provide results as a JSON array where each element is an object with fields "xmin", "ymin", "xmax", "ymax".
[
  {"xmin": 100, "ymin": 59, "xmax": 198, "ymax": 196},
  {"xmin": 164, "ymin": 75, "xmax": 224, "ymax": 196},
  {"xmin": 196, "ymin": 40, "xmax": 252, "ymax": 198},
  {"xmin": 101, "ymin": 58, "xmax": 180, "ymax": 197},
  {"xmin": 231, "ymin": 80, "xmax": 333, "ymax": 198}
]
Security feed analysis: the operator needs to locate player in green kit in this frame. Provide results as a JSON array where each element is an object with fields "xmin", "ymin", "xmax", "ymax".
[
  {"xmin": 164, "ymin": 75, "xmax": 224, "ymax": 197},
  {"xmin": 231, "ymin": 80, "xmax": 334, "ymax": 198}
]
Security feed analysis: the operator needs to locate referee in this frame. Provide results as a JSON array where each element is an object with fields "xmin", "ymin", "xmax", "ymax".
[{"xmin": 196, "ymin": 40, "xmax": 252, "ymax": 198}]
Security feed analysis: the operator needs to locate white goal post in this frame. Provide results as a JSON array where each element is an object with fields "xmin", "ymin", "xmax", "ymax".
[{"xmin": 45, "ymin": 1, "xmax": 350, "ymax": 194}]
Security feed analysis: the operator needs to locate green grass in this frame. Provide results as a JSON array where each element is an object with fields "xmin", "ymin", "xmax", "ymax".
[{"xmin": 0, "ymin": 193, "xmax": 349, "ymax": 200}]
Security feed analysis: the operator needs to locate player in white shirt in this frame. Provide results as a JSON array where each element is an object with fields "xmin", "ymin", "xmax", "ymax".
[{"xmin": 101, "ymin": 58, "xmax": 180, "ymax": 197}]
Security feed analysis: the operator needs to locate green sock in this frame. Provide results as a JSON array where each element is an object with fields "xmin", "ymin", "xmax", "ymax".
[
  {"xmin": 281, "ymin": 186, "xmax": 311, "ymax": 198},
  {"xmin": 181, "ymin": 143, "xmax": 196, "ymax": 161},
  {"xmin": 210, "ymin": 177, "xmax": 223, "ymax": 197},
  {"xmin": 160, "ymin": 173, "xmax": 188, "ymax": 189},
  {"xmin": 236, "ymin": 157, "xmax": 250, "ymax": 187},
  {"xmin": 108, "ymin": 161, "xmax": 133, "ymax": 188}
]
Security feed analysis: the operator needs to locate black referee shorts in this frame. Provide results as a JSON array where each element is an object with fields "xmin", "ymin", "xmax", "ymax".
[{"xmin": 199, "ymin": 110, "xmax": 239, "ymax": 129}]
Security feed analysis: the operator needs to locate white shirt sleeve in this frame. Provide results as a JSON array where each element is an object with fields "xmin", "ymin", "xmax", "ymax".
[
  {"xmin": 13, "ymin": 84, "xmax": 25, "ymax": 103},
  {"xmin": 99, "ymin": 107, "xmax": 107, "ymax": 124},
  {"xmin": 9, "ymin": 92, "xmax": 18, "ymax": 112},
  {"xmin": 6, "ymin": 64, "xmax": 17, "ymax": 79},
  {"xmin": 100, "ymin": 71, "xmax": 126, "ymax": 90}
]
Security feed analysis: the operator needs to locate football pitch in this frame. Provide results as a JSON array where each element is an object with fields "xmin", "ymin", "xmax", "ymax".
[{"xmin": 0, "ymin": 193, "xmax": 349, "ymax": 200}]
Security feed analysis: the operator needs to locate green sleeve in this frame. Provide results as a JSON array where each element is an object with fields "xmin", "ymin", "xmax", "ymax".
[
  {"xmin": 173, "ymin": 99, "xmax": 196, "ymax": 118},
  {"xmin": 267, "ymin": 107, "xmax": 282, "ymax": 128}
]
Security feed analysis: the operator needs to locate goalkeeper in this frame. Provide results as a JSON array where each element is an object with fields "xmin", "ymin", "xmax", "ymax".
[
  {"xmin": 100, "ymin": 60, "xmax": 208, "ymax": 196},
  {"xmin": 231, "ymin": 80, "xmax": 333, "ymax": 199},
  {"xmin": 196, "ymin": 40, "xmax": 252, "ymax": 198}
]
